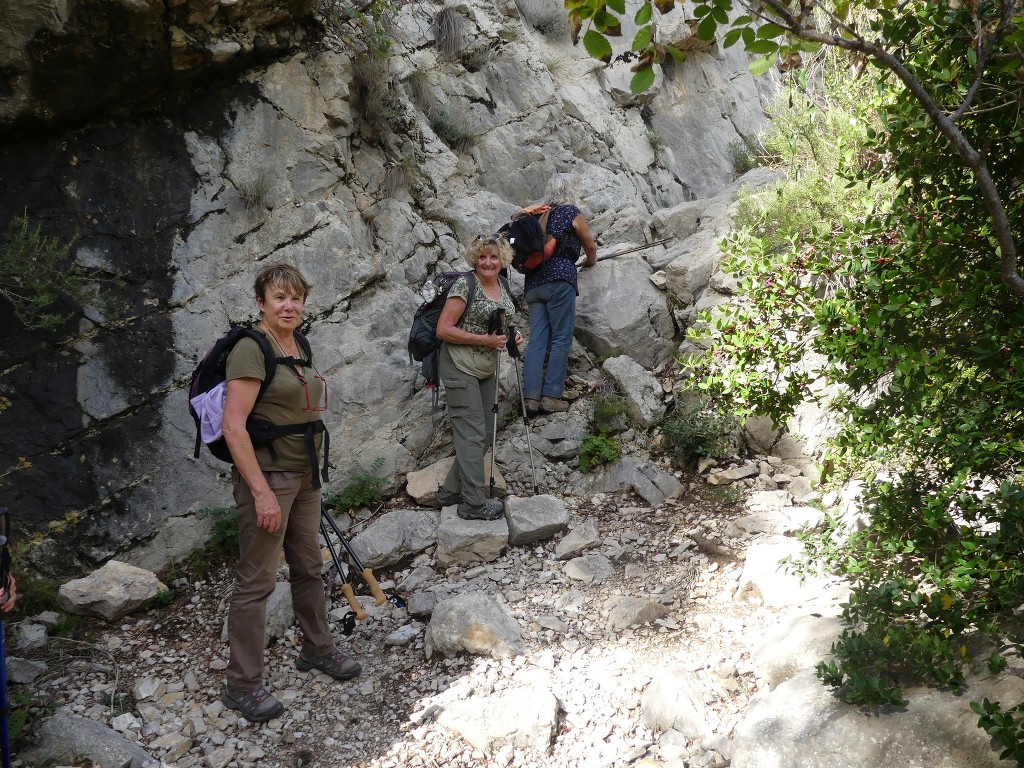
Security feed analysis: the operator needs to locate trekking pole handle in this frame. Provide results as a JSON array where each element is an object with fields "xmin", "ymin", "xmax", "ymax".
[
  {"xmin": 359, "ymin": 568, "xmax": 387, "ymax": 607},
  {"xmin": 505, "ymin": 325, "xmax": 522, "ymax": 359},
  {"xmin": 339, "ymin": 583, "xmax": 368, "ymax": 621}
]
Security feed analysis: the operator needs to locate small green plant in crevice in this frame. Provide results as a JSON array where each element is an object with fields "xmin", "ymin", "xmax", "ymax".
[
  {"xmin": 403, "ymin": 67, "xmax": 434, "ymax": 110},
  {"xmin": 427, "ymin": 104, "xmax": 479, "ymax": 153},
  {"xmin": 352, "ymin": 54, "xmax": 406, "ymax": 135},
  {"xmin": 325, "ymin": 457, "xmax": 388, "ymax": 515},
  {"xmin": 703, "ymin": 484, "xmax": 744, "ymax": 505},
  {"xmin": 499, "ymin": 25, "xmax": 520, "ymax": 42},
  {"xmin": 0, "ymin": 212, "xmax": 91, "ymax": 331},
  {"xmin": 660, "ymin": 403, "xmax": 739, "ymax": 468},
  {"xmin": 237, "ymin": 171, "xmax": 272, "ymax": 211},
  {"xmin": 592, "ymin": 393, "xmax": 629, "ymax": 434},
  {"xmin": 543, "ymin": 53, "xmax": 570, "ymax": 79},
  {"xmin": 199, "ymin": 506, "xmax": 239, "ymax": 557},
  {"xmin": 460, "ymin": 44, "xmax": 498, "ymax": 73},
  {"xmin": 433, "ymin": 7, "xmax": 466, "ymax": 60},
  {"xmin": 101, "ymin": 690, "xmax": 133, "ymax": 717},
  {"xmin": 579, "ymin": 433, "xmax": 622, "ymax": 473},
  {"xmin": 382, "ymin": 155, "xmax": 419, "ymax": 198},
  {"xmin": 647, "ymin": 131, "xmax": 666, "ymax": 153}
]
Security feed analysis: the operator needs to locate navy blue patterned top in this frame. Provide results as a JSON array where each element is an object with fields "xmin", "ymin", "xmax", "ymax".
[{"xmin": 524, "ymin": 205, "xmax": 583, "ymax": 295}]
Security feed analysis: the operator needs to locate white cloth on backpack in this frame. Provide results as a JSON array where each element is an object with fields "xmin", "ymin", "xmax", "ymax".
[{"xmin": 190, "ymin": 381, "xmax": 227, "ymax": 444}]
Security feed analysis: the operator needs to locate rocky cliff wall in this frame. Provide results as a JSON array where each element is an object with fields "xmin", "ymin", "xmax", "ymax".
[{"xmin": 0, "ymin": 0, "xmax": 775, "ymax": 575}]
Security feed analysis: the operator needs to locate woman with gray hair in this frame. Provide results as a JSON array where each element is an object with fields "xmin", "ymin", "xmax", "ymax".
[{"xmin": 522, "ymin": 173, "xmax": 598, "ymax": 414}]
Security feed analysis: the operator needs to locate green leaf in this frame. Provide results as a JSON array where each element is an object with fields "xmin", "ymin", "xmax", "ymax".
[
  {"xmin": 665, "ymin": 44, "xmax": 686, "ymax": 62},
  {"xmin": 634, "ymin": 2, "xmax": 652, "ymax": 24},
  {"xmin": 748, "ymin": 55, "xmax": 774, "ymax": 75},
  {"xmin": 630, "ymin": 64, "xmax": 656, "ymax": 93},
  {"xmin": 583, "ymin": 29, "xmax": 613, "ymax": 62},
  {"xmin": 756, "ymin": 22, "xmax": 786, "ymax": 38},
  {"xmin": 633, "ymin": 25, "xmax": 653, "ymax": 51},
  {"xmin": 746, "ymin": 39, "xmax": 779, "ymax": 55},
  {"xmin": 696, "ymin": 14, "xmax": 717, "ymax": 40},
  {"xmin": 607, "ymin": 0, "xmax": 626, "ymax": 13},
  {"xmin": 723, "ymin": 28, "xmax": 742, "ymax": 48}
]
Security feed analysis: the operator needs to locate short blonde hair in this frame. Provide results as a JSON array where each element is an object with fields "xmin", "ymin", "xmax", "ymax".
[
  {"xmin": 466, "ymin": 234, "xmax": 513, "ymax": 269},
  {"xmin": 254, "ymin": 263, "xmax": 312, "ymax": 301}
]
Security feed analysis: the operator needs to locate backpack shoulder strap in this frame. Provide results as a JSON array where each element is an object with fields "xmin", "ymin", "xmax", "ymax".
[
  {"xmin": 456, "ymin": 271, "xmax": 477, "ymax": 328},
  {"xmin": 239, "ymin": 328, "xmax": 278, "ymax": 402},
  {"xmin": 293, "ymin": 331, "xmax": 313, "ymax": 366}
]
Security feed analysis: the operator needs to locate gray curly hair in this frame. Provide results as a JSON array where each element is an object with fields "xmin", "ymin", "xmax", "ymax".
[{"xmin": 544, "ymin": 173, "xmax": 580, "ymax": 206}]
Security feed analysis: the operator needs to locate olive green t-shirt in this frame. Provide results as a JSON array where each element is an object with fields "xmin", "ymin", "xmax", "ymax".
[
  {"xmin": 446, "ymin": 276, "xmax": 516, "ymax": 378},
  {"xmin": 225, "ymin": 333, "xmax": 325, "ymax": 472}
]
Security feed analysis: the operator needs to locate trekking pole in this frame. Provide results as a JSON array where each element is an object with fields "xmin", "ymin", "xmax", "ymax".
[
  {"xmin": 505, "ymin": 326, "xmax": 539, "ymax": 495},
  {"xmin": 487, "ymin": 308, "xmax": 506, "ymax": 499},
  {"xmin": 319, "ymin": 504, "xmax": 386, "ymax": 624},
  {"xmin": 577, "ymin": 237, "xmax": 674, "ymax": 271},
  {"xmin": 0, "ymin": 507, "xmax": 11, "ymax": 768}
]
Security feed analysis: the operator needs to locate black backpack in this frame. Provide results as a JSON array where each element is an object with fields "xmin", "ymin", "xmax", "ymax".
[
  {"xmin": 188, "ymin": 327, "xmax": 330, "ymax": 487},
  {"xmin": 408, "ymin": 271, "xmax": 478, "ymax": 405},
  {"xmin": 499, "ymin": 205, "xmax": 568, "ymax": 276}
]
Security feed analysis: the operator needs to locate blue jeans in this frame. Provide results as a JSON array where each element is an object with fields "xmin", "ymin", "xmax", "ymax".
[{"xmin": 523, "ymin": 280, "xmax": 576, "ymax": 401}]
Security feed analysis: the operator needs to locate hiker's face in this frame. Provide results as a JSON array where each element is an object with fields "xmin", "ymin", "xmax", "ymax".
[
  {"xmin": 257, "ymin": 282, "xmax": 305, "ymax": 333},
  {"xmin": 476, "ymin": 247, "xmax": 501, "ymax": 277}
]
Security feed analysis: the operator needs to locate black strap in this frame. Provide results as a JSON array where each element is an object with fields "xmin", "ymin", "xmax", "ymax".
[{"xmin": 245, "ymin": 418, "xmax": 329, "ymax": 489}]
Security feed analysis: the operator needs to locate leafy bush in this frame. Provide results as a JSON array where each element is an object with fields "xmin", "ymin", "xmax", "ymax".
[
  {"xmin": 199, "ymin": 506, "xmax": 239, "ymax": 557},
  {"xmin": 579, "ymin": 434, "xmax": 621, "ymax": 473},
  {"xmin": 660, "ymin": 403, "xmax": 738, "ymax": 467},
  {"xmin": 325, "ymin": 458, "xmax": 388, "ymax": 514},
  {"xmin": 0, "ymin": 213, "xmax": 88, "ymax": 330}
]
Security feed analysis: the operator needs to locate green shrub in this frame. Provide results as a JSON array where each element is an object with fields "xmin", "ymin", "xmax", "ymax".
[
  {"xmin": 592, "ymin": 393, "xmax": 629, "ymax": 434},
  {"xmin": 325, "ymin": 458, "xmax": 388, "ymax": 514},
  {"xmin": 199, "ymin": 506, "xmax": 239, "ymax": 557},
  {"xmin": 579, "ymin": 433, "xmax": 621, "ymax": 473},
  {"xmin": 660, "ymin": 403, "xmax": 738, "ymax": 467},
  {"xmin": 0, "ymin": 212, "xmax": 90, "ymax": 330}
]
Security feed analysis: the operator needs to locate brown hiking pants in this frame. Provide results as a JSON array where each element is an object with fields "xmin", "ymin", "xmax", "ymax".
[{"xmin": 226, "ymin": 469, "xmax": 333, "ymax": 690}]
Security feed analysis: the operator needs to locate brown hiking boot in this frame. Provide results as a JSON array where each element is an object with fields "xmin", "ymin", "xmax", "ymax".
[
  {"xmin": 221, "ymin": 685, "xmax": 285, "ymax": 723},
  {"xmin": 540, "ymin": 396, "xmax": 570, "ymax": 413},
  {"xmin": 524, "ymin": 398, "xmax": 541, "ymax": 415},
  {"xmin": 296, "ymin": 648, "xmax": 362, "ymax": 680}
]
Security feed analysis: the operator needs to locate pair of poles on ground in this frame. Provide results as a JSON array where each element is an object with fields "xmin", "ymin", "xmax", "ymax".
[{"xmin": 486, "ymin": 311, "xmax": 540, "ymax": 499}]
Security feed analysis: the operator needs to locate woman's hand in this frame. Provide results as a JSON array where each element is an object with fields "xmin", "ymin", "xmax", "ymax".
[
  {"xmin": 0, "ymin": 575, "xmax": 17, "ymax": 612},
  {"xmin": 254, "ymin": 489, "xmax": 283, "ymax": 533},
  {"xmin": 483, "ymin": 332, "xmax": 508, "ymax": 350}
]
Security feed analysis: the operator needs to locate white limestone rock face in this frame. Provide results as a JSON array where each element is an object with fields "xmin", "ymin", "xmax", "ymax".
[{"xmin": 733, "ymin": 669, "xmax": 1024, "ymax": 768}]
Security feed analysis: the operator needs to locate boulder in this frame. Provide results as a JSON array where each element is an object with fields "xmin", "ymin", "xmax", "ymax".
[
  {"xmin": 424, "ymin": 592, "xmax": 524, "ymax": 659},
  {"xmin": 57, "ymin": 561, "xmax": 166, "ymax": 621}
]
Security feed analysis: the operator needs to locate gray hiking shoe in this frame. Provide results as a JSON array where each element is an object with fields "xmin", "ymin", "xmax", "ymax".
[
  {"xmin": 296, "ymin": 648, "xmax": 362, "ymax": 681},
  {"xmin": 435, "ymin": 486, "xmax": 461, "ymax": 508},
  {"xmin": 457, "ymin": 497, "xmax": 505, "ymax": 521},
  {"xmin": 221, "ymin": 685, "xmax": 285, "ymax": 723}
]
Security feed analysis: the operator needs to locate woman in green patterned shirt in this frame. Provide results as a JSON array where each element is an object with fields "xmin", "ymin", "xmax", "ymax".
[{"xmin": 435, "ymin": 235, "xmax": 520, "ymax": 520}]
